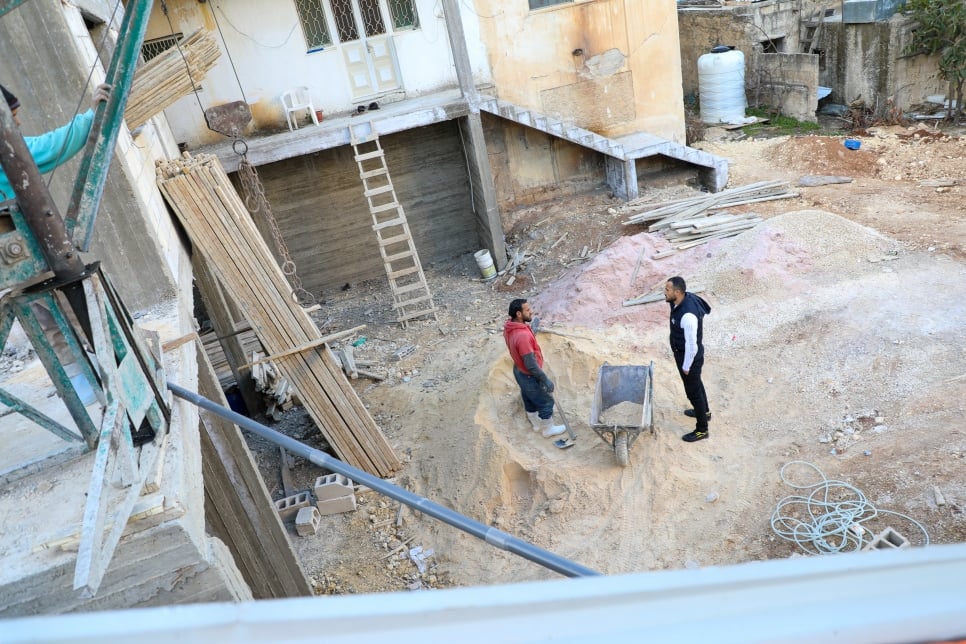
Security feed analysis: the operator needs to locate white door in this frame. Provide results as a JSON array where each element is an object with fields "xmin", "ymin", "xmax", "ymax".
[{"xmin": 332, "ymin": 0, "xmax": 401, "ymax": 100}]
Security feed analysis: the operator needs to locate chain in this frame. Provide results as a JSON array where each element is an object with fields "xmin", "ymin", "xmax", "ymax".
[{"xmin": 237, "ymin": 156, "xmax": 316, "ymax": 307}]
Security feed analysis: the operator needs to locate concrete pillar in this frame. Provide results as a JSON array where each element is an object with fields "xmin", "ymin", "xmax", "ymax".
[
  {"xmin": 458, "ymin": 115, "xmax": 506, "ymax": 269},
  {"xmin": 605, "ymin": 157, "xmax": 639, "ymax": 201}
]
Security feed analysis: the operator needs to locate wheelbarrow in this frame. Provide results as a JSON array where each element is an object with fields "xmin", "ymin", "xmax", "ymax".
[{"xmin": 590, "ymin": 362, "xmax": 654, "ymax": 467}]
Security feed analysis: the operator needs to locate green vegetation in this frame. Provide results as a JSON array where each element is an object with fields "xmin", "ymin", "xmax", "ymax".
[
  {"xmin": 741, "ymin": 108, "xmax": 822, "ymax": 136},
  {"xmin": 906, "ymin": 0, "xmax": 966, "ymax": 123}
]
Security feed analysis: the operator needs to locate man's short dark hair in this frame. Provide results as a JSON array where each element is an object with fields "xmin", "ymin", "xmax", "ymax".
[
  {"xmin": 1, "ymin": 85, "xmax": 20, "ymax": 112},
  {"xmin": 667, "ymin": 276, "xmax": 687, "ymax": 293},
  {"xmin": 508, "ymin": 298, "xmax": 527, "ymax": 319}
]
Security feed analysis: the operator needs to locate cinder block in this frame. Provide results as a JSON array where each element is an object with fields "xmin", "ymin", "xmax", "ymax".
[
  {"xmin": 295, "ymin": 506, "xmax": 321, "ymax": 537},
  {"xmin": 314, "ymin": 473, "xmax": 355, "ymax": 501},
  {"xmin": 316, "ymin": 494, "xmax": 357, "ymax": 516},
  {"xmin": 862, "ymin": 526, "xmax": 910, "ymax": 551},
  {"xmin": 274, "ymin": 491, "xmax": 311, "ymax": 521}
]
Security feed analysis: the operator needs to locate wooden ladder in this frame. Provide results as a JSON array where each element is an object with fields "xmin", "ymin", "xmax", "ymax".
[
  {"xmin": 350, "ymin": 123, "xmax": 438, "ymax": 327},
  {"xmin": 801, "ymin": 11, "xmax": 825, "ymax": 54}
]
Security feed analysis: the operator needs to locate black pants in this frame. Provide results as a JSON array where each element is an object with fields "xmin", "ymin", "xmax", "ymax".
[{"xmin": 674, "ymin": 350, "xmax": 709, "ymax": 431}]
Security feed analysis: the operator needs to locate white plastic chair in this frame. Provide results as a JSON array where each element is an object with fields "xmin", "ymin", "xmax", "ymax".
[{"xmin": 281, "ymin": 86, "xmax": 319, "ymax": 131}]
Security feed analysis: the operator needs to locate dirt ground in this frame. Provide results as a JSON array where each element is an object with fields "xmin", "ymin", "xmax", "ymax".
[
  {"xmin": 249, "ymin": 121, "xmax": 966, "ymax": 594},
  {"xmin": 4, "ymin": 121, "xmax": 963, "ymax": 597}
]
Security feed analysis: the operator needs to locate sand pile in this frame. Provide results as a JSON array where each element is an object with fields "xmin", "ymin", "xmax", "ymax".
[
  {"xmin": 696, "ymin": 210, "xmax": 902, "ymax": 301},
  {"xmin": 533, "ymin": 210, "xmax": 901, "ymax": 334}
]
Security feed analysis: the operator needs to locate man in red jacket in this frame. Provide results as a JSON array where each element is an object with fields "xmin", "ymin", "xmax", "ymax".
[{"xmin": 503, "ymin": 299, "xmax": 566, "ymax": 438}]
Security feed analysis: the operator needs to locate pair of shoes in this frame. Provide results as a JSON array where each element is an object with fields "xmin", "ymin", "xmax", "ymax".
[
  {"xmin": 684, "ymin": 408, "xmax": 712, "ymax": 420},
  {"xmin": 682, "ymin": 430, "xmax": 708, "ymax": 442}
]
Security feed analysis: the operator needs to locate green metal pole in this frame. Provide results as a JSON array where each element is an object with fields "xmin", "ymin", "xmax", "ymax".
[
  {"xmin": 65, "ymin": 0, "xmax": 154, "ymax": 251},
  {"xmin": 0, "ymin": 0, "xmax": 30, "ymax": 19}
]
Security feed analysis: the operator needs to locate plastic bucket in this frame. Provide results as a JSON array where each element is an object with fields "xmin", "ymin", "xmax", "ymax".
[
  {"xmin": 474, "ymin": 249, "xmax": 496, "ymax": 280},
  {"xmin": 844, "ymin": 138, "xmax": 861, "ymax": 150}
]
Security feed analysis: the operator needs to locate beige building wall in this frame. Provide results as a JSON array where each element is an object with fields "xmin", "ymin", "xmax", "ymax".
[{"xmin": 475, "ymin": 0, "xmax": 686, "ymax": 143}]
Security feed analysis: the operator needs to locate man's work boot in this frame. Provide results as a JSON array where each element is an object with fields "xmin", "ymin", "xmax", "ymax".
[
  {"xmin": 539, "ymin": 416, "xmax": 567, "ymax": 438},
  {"xmin": 684, "ymin": 409, "xmax": 711, "ymax": 420},
  {"xmin": 526, "ymin": 411, "xmax": 542, "ymax": 432}
]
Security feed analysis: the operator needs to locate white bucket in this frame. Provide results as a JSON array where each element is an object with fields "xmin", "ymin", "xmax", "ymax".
[{"xmin": 474, "ymin": 249, "xmax": 496, "ymax": 280}]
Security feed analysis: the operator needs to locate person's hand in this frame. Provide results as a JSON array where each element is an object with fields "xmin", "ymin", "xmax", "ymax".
[
  {"xmin": 542, "ymin": 378, "xmax": 555, "ymax": 393},
  {"xmin": 92, "ymin": 83, "xmax": 112, "ymax": 107}
]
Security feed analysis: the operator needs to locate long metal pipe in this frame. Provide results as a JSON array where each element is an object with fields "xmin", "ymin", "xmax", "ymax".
[
  {"xmin": 0, "ymin": 96, "xmax": 87, "ymax": 280},
  {"xmin": 65, "ymin": 0, "xmax": 154, "ymax": 251},
  {"xmin": 167, "ymin": 381, "xmax": 601, "ymax": 579}
]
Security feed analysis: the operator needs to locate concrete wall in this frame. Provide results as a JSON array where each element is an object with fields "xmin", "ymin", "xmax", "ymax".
[
  {"xmin": 678, "ymin": 0, "xmax": 804, "ymax": 101},
  {"xmin": 752, "ymin": 51, "xmax": 820, "ymax": 121},
  {"xmin": 818, "ymin": 14, "xmax": 944, "ymax": 111},
  {"xmin": 149, "ymin": 0, "xmax": 479, "ymax": 147},
  {"xmin": 483, "ymin": 115, "xmax": 604, "ymax": 211},
  {"xmin": 475, "ymin": 0, "xmax": 686, "ymax": 144},
  {"xmin": 241, "ymin": 121, "xmax": 479, "ymax": 293}
]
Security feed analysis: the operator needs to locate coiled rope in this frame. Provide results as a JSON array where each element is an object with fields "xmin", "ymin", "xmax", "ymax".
[{"xmin": 770, "ymin": 461, "xmax": 929, "ymax": 555}]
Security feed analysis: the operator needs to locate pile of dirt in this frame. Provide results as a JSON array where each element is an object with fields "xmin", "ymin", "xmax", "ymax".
[{"xmin": 767, "ymin": 135, "xmax": 881, "ymax": 178}]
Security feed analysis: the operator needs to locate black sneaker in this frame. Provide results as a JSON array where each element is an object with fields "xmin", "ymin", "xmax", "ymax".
[
  {"xmin": 682, "ymin": 430, "xmax": 708, "ymax": 442},
  {"xmin": 684, "ymin": 409, "xmax": 712, "ymax": 420}
]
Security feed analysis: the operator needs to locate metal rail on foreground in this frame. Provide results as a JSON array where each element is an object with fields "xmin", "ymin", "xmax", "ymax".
[{"xmin": 167, "ymin": 382, "xmax": 601, "ymax": 579}]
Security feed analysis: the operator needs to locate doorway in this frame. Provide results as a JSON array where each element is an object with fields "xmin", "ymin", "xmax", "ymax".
[{"xmin": 331, "ymin": 0, "xmax": 401, "ymax": 100}]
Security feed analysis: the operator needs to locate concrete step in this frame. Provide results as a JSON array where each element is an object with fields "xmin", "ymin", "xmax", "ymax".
[{"xmin": 480, "ymin": 94, "xmax": 727, "ymax": 195}]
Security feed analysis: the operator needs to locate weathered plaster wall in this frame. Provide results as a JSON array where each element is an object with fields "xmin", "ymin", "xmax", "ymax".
[
  {"xmin": 241, "ymin": 122, "xmax": 479, "ymax": 293},
  {"xmin": 678, "ymin": 1, "xmax": 803, "ymax": 100},
  {"xmin": 475, "ymin": 0, "xmax": 685, "ymax": 143},
  {"xmin": 752, "ymin": 52, "xmax": 819, "ymax": 121},
  {"xmin": 149, "ymin": 0, "xmax": 473, "ymax": 147},
  {"xmin": 483, "ymin": 115, "xmax": 603, "ymax": 211},
  {"xmin": 818, "ymin": 15, "xmax": 944, "ymax": 110}
]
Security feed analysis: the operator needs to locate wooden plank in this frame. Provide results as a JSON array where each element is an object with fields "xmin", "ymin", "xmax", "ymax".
[
  {"xmin": 197, "ymin": 344, "xmax": 312, "ymax": 598},
  {"xmin": 159, "ymin": 153, "xmax": 400, "ymax": 476},
  {"xmin": 239, "ymin": 324, "xmax": 366, "ymax": 369}
]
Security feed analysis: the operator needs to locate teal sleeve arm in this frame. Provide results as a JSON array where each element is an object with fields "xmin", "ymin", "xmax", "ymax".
[
  {"xmin": 0, "ymin": 110, "xmax": 95, "ymax": 199},
  {"xmin": 26, "ymin": 109, "xmax": 95, "ymax": 175}
]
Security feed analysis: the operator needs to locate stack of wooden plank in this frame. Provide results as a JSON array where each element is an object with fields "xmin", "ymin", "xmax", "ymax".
[
  {"xmin": 620, "ymin": 180, "xmax": 797, "ymax": 258},
  {"xmin": 158, "ymin": 152, "xmax": 400, "ymax": 477},
  {"xmin": 126, "ymin": 29, "xmax": 221, "ymax": 131},
  {"xmin": 653, "ymin": 212, "xmax": 764, "ymax": 258},
  {"xmin": 622, "ymin": 180, "xmax": 796, "ymax": 229}
]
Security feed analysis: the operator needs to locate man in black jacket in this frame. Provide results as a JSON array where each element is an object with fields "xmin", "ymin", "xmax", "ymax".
[{"xmin": 665, "ymin": 276, "xmax": 712, "ymax": 442}]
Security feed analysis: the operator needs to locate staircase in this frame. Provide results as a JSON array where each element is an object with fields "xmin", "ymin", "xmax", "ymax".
[
  {"xmin": 478, "ymin": 95, "xmax": 728, "ymax": 197},
  {"xmin": 349, "ymin": 123, "xmax": 438, "ymax": 327}
]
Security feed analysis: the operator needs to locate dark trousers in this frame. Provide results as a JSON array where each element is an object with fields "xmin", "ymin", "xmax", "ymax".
[
  {"xmin": 513, "ymin": 367, "xmax": 554, "ymax": 419},
  {"xmin": 674, "ymin": 350, "xmax": 709, "ymax": 431}
]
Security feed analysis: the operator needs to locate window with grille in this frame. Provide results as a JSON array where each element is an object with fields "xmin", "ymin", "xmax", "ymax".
[
  {"xmin": 388, "ymin": 0, "xmax": 419, "ymax": 30},
  {"xmin": 294, "ymin": 0, "xmax": 334, "ymax": 52},
  {"xmin": 141, "ymin": 33, "xmax": 183, "ymax": 62},
  {"xmin": 528, "ymin": 0, "xmax": 572, "ymax": 9}
]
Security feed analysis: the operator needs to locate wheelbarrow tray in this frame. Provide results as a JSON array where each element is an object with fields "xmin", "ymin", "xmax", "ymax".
[{"xmin": 590, "ymin": 362, "xmax": 654, "ymax": 466}]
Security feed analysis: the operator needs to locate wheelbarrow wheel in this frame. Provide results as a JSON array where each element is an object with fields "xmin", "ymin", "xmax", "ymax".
[{"xmin": 615, "ymin": 431, "xmax": 629, "ymax": 467}]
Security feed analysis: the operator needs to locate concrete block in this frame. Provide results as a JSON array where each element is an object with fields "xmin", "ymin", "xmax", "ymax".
[
  {"xmin": 316, "ymin": 494, "xmax": 358, "ymax": 516},
  {"xmin": 295, "ymin": 506, "xmax": 321, "ymax": 537},
  {"xmin": 274, "ymin": 491, "xmax": 311, "ymax": 521},
  {"xmin": 862, "ymin": 526, "xmax": 910, "ymax": 551},
  {"xmin": 314, "ymin": 473, "xmax": 355, "ymax": 501}
]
